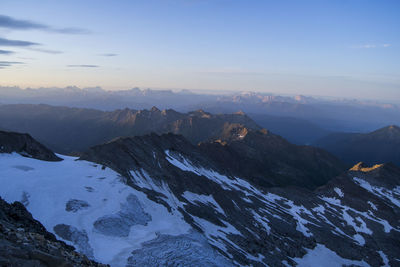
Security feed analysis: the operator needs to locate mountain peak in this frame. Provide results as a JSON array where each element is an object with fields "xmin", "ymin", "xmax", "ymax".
[
  {"xmin": 234, "ymin": 110, "xmax": 246, "ymax": 116},
  {"xmin": 349, "ymin": 162, "xmax": 384, "ymax": 172},
  {"xmin": 373, "ymin": 124, "xmax": 400, "ymax": 134},
  {"xmin": 387, "ymin": 125, "xmax": 400, "ymax": 131},
  {"xmin": 150, "ymin": 106, "xmax": 161, "ymax": 112}
]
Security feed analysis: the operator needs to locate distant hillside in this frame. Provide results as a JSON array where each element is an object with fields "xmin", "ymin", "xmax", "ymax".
[
  {"xmin": 248, "ymin": 113, "xmax": 331, "ymax": 144},
  {"xmin": 314, "ymin": 125, "xmax": 400, "ymax": 166},
  {"xmin": 0, "ymin": 104, "xmax": 260, "ymax": 153}
]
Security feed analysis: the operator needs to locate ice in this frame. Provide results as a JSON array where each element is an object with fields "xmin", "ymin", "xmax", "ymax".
[
  {"xmin": 126, "ymin": 231, "xmax": 233, "ymax": 267},
  {"xmin": 293, "ymin": 244, "xmax": 370, "ymax": 267},
  {"xmin": 334, "ymin": 187, "xmax": 344, "ymax": 198},
  {"xmin": 182, "ymin": 191, "xmax": 226, "ymax": 216},
  {"xmin": 378, "ymin": 251, "xmax": 389, "ymax": 267},
  {"xmin": 353, "ymin": 177, "xmax": 400, "ymax": 208},
  {"xmin": 0, "ymin": 153, "xmax": 192, "ymax": 266},
  {"xmin": 353, "ymin": 233, "xmax": 365, "ymax": 246},
  {"xmin": 367, "ymin": 201, "xmax": 377, "ymax": 211}
]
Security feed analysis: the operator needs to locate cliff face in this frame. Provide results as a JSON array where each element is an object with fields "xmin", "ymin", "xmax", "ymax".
[
  {"xmin": 0, "ymin": 197, "xmax": 107, "ymax": 267},
  {"xmin": 0, "ymin": 131, "xmax": 61, "ymax": 161}
]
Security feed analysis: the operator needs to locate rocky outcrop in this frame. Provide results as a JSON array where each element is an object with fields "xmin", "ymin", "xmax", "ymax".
[
  {"xmin": 0, "ymin": 197, "xmax": 107, "ymax": 266},
  {"xmin": 0, "ymin": 130, "xmax": 61, "ymax": 161},
  {"xmin": 199, "ymin": 126, "xmax": 346, "ymax": 189}
]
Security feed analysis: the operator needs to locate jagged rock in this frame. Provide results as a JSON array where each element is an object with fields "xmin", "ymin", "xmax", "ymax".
[
  {"xmin": 65, "ymin": 199, "xmax": 90, "ymax": 212},
  {"xmin": 0, "ymin": 131, "xmax": 61, "ymax": 161},
  {"xmin": 0, "ymin": 197, "xmax": 107, "ymax": 266}
]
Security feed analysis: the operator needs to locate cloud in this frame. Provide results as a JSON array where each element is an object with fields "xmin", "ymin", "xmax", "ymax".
[
  {"xmin": 0, "ymin": 14, "xmax": 90, "ymax": 34},
  {"xmin": 28, "ymin": 47, "xmax": 63, "ymax": 54},
  {"xmin": 0, "ymin": 60, "xmax": 23, "ymax": 69},
  {"xmin": 55, "ymin": 27, "xmax": 91, "ymax": 34},
  {"xmin": 198, "ymin": 69, "xmax": 265, "ymax": 76},
  {"xmin": 352, "ymin": 44, "xmax": 392, "ymax": 49},
  {"xmin": 99, "ymin": 53, "xmax": 118, "ymax": 57},
  {"xmin": 67, "ymin": 64, "xmax": 99, "ymax": 68},
  {"xmin": 0, "ymin": 15, "xmax": 46, "ymax": 30},
  {"xmin": 0, "ymin": 37, "xmax": 62, "ymax": 54},
  {"xmin": 0, "ymin": 49, "xmax": 14, "ymax": 55},
  {"xmin": 0, "ymin": 37, "xmax": 39, "ymax": 47}
]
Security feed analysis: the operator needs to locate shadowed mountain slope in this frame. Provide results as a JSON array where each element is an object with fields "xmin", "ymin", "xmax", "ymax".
[
  {"xmin": 314, "ymin": 125, "xmax": 400, "ymax": 166},
  {"xmin": 0, "ymin": 104, "xmax": 260, "ymax": 154}
]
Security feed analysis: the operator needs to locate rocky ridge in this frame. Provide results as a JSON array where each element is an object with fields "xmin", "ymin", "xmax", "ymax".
[
  {"xmin": 0, "ymin": 130, "xmax": 61, "ymax": 161},
  {"xmin": 0, "ymin": 197, "xmax": 107, "ymax": 266}
]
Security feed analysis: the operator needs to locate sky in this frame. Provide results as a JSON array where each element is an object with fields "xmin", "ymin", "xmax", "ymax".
[{"xmin": 0, "ymin": 0, "xmax": 399, "ymax": 101}]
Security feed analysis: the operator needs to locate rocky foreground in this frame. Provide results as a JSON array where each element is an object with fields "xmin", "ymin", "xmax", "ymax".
[{"xmin": 0, "ymin": 197, "xmax": 107, "ymax": 266}]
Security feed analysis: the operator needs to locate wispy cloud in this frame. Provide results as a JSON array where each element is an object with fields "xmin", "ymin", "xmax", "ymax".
[
  {"xmin": 198, "ymin": 68, "xmax": 265, "ymax": 76},
  {"xmin": 0, "ymin": 37, "xmax": 39, "ymax": 47},
  {"xmin": 0, "ymin": 49, "xmax": 14, "ymax": 55},
  {"xmin": 0, "ymin": 37, "xmax": 63, "ymax": 54},
  {"xmin": 99, "ymin": 53, "xmax": 118, "ymax": 57},
  {"xmin": 28, "ymin": 47, "xmax": 63, "ymax": 54},
  {"xmin": 0, "ymin": 60, "xmax": 23, "ymax": 69},
  {"xmin": 0, "ymin": 14, "xmax": 90, "ymax": 34},
  {"xmin": 352, "ymin": 44, "xmax": 392, "ymax": 49},
  {"xmin": 67, "ymin": 64, "xmax": 99, "ymax": 68}
]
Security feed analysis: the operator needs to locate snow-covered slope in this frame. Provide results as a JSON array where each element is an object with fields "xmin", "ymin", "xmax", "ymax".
[
  {"xmin": 1, "ymin": 132, "xmax": 400, "ymax": 266},
  {"xmin": 0, "ymin": 153, "xmax": 230, "ymax": 266}
]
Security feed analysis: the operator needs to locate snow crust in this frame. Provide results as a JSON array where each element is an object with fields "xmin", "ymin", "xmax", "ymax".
[
  {"xmin": 293, "ymin": 244, "xmax": 370, "ymax": 267},
  {"xmin": 0, "ymin": 153, "xmax": 192, "ymax": 266},
  {"xmin": 334, "ymin": 187, "xmax": 344, "ymax": 198},
  {"xmin": 353, "ymin": 177, "xmax": 400, "ymax": 208}
]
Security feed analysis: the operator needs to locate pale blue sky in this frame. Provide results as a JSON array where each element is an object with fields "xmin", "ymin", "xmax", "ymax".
[{"xmin": 0, "ymin": 0, "xmax": 399, "ymax": 101}]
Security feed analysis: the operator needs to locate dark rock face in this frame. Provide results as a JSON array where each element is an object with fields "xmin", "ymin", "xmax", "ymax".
[
  {"xmin": 93, "ymin": 194, "xmax": 152, "ymax": 237},
  {"xmin": 199, "ymin": 126, "xmax": 346, "ymax": 189},
  {"xmin": 0, "ymin": 197, "xmax": 106, "ymax": 267},
  {"xmin": 314, "ymin": 125, "xmax": 400, "ymax": 166},
  {"xmin": 53, "ymin": 224, "xmax": 94, "ymax": 259},
  {"xmin": 80, "ymin": 133, "xmax": 399, "ymax": 266},
  {"xmin": 0, "ymin": 130, "xmax": 61, "ymax": 161},
  {"xmin": 65, "ymin": 199, "xmax": 90, "ymax": 212}
]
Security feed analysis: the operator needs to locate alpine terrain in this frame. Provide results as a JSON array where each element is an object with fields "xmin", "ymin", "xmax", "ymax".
[{"xmin": 0, "ymin": 130, "xmax": 399, "ymax": 266}]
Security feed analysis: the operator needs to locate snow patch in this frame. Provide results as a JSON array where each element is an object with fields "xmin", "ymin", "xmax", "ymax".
[
  {"xmin": 293, "ymin": 244, "xmax": 370, "ymax": 267},
  {"xmin": 182, "ymin": 191, "xmax": 226, "ymax": 216},
  {"xmin": 0, "ymin": 153, "xmax": 192, "ymax": 266},
  {"xmin": 334, "ymin": 187, "xmax": 344, "ymax": 198}
]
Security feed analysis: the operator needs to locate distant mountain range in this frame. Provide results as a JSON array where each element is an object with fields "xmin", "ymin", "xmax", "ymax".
[
  {"xmin": 1, "ymin": 86, "xmax": 399, "ymax": 134},
  {"xmin": 1, "ymin": 104, "xmax": 399, "ymax": 168},
  {"xmin": 0, "ymin": 104, "xmax": 260, "ymax": 153},
  {"xmin": 314, "ymin": 125, "xmax": 400, "ymax": 166}
]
